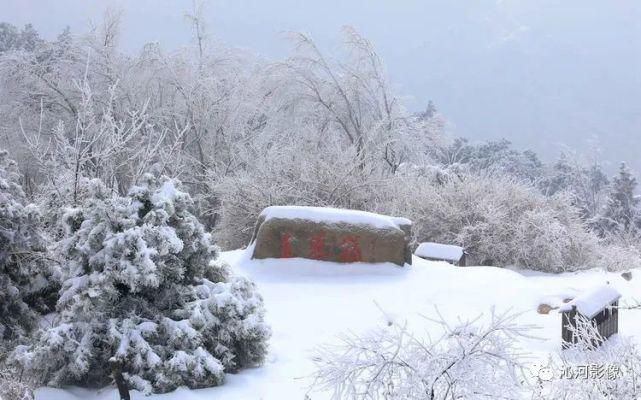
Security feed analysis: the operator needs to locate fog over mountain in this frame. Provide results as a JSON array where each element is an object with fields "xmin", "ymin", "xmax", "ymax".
[{"xmin": 3, "ymin": 0, "xmax": 641, "ymax": 173}]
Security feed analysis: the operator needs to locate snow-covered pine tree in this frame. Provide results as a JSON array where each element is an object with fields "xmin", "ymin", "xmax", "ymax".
[
  {"xmin": 0, "ymin": 149, "xmax": 50, "ymax": 350},
  {"xmin": 598, "ymin": 162, "xmax": 640, "ymax": 236},
  {"xmin": 12, "ymin": 174, "xmax": 270, "ymax": 394}
]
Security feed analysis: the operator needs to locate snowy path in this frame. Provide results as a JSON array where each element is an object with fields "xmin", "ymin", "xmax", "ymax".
[{"xmin": 37, "ymin": 250, "xmax": 641, "ymax": 399}]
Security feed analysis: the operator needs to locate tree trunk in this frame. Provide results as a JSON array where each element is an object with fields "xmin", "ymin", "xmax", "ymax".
[{"xmin": 109, "ymin": 359, "xmax": 130, "ymax": 400}]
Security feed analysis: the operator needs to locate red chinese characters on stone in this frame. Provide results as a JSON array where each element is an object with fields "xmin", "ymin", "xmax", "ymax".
[
  {"xmin": 309, "ymin": 231, "xmax": 326, "ymax": 260},
  {"xmin": 339, "ymin": 236, "xmax": 362, "ymax": 263},
  {"xmin": 280, "ymin": 232, "xmax": 294, "ymax": 258}
]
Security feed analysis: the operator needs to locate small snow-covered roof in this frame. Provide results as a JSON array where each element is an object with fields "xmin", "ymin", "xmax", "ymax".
[
  {"xmin": 559, "ymin": 285, "xmax": 621, "ymax": 318},
  {"xmin": 259, "ymin": 206, "xmax": 411, "ymax": 230},
  {"xmin": 415, "ymin": 242, "xmax": 464, "ymax": 262}
]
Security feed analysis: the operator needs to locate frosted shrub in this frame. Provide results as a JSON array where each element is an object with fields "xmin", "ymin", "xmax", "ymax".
[
  {"xmin": 596, "ymin": 244, "xmax": 641, "ymax": 272},
  {"xmin": 512, "ymin": 196, "xmax": 598, "ymax": 272},
  {"xmin": 311, "ymin": 309, "xmax": 531, "ymax": 400},
  {"xmin": 12, "ymin": 175, "xmax": 270, "ymax": 393},
  {"xmin": 385, "ymin": 174, "xmax": 598, "ymax": 271}
]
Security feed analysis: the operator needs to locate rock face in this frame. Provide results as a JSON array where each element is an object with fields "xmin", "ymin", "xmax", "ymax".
[{"xmin": 250, "ymin": 207, "xmax": 412, "ymax": 266}]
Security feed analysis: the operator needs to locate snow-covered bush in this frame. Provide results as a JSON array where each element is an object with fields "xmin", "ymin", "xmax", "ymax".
[
  {"xmin": 595, "ymin": 244, "xmax": 641, "ymax": 272},
  {"xmin": 311, "ymin": 309, "xmax": 530, "ymax": 400},
  {"xmin": 214, "ymin": 138, "xmax": 387, "ymax": 249},
  {"xmin": 12, "ymin": 175, "xmax": 270, "ymax": 393},
  {"xmin": 383, "ymin": 174, "xmax": 599, "ymax": 271},
  {"xmin": 0, "ymin": 150, "xmax": 54, "ymax": 349},
  {"xmin": 512, "ymin": 195, "xmax": 599, "ymax": 272}
]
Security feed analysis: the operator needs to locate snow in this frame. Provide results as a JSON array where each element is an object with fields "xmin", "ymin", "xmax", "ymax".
[
  {"xmin": 151, "ymin": 181, "xmax": 178, "ymax": 203},
  {"xmin": 558, "ymin": 285, "xmax": 622, "ymax": 318},
  {"xmin": 35, "ymin": 250, "xmax": 641, "ymax": 400},
  {"xmin": 258, "ymin": 206, "xmax": 410, "ymax": 230},
  {"xmin": 415, "ymin": 242, "xmax": 464, "ymax": 262},
  {"xmin": 391, "ymin": 216, "xmax": 412, "ymax": 226}
]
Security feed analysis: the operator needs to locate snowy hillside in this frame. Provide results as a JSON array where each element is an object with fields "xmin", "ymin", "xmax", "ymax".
[{"xmin": 36, "ymin": 250, "xmax": 641, "ymax": 400}]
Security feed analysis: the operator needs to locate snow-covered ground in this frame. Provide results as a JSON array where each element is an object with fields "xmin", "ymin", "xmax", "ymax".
[{"xmin": 36, "ymin": 250, "xmax": 641, "ymax": 399}]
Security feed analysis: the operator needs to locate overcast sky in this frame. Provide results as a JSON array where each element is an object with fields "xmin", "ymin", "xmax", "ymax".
[{"xmin": 3, "ymin": 0, "xmax": 641, "ymax": 172}]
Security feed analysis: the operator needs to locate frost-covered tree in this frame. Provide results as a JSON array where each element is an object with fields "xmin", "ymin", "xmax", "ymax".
[
  {"xmin": 598, "ymin": 162, "xmax": 640, "ymax": 236},
  {"xmin": 0, "ymin": 149, "xmax": 52, "ymax": 348},
  {"xmin": 472, "ymin": 140, "xmax": 543, "ymax": 183},
  {"xmin": 0, "ymin": 22, "xmax": 43, "ymax": 54},
  {"xmin": 418, "ymin": 100, "xmax": 438, "ymax": 120},
  {"xmin": 0, "ymin": 22, "xmax": 20, "ymax": 53},
  {"xmin": 280, "ymin": 27, "xmax": 413, "ymax": 174},
  {"xmin": 429, "ymin": 138, "xmax": 543, "ymax": 183},
  {"xmin": 541, "ymin": 153, "xmax": 580, "ymax": 196},
  {"xmin": 584, "ymin": 163, "xmax": 610, "ymax": 218},
  {"xmin": 428, "ymin": 137, "xmax": 475, "ymax": 168},
  {"xmin": 540, "ymin": 153, "xmax": 609, "ymax": 221},
  {"xmin": 12, "ymin": 175, "xmax": 270, "ymax": 394}
]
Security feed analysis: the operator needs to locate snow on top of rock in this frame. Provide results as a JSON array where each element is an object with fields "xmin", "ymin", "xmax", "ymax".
[
  {"xmin": 559, "ymin": 285, "xmax": 621, "ymax": 318},
  {"xmin": 391, "ymin": 217, "xmax": 412, "ymax": 226},
  {"xmin": 415, "ymin": 242, "xmax": 464, "ymax": 262},
  {"xmin": 259, "ymin": 206, "xmax": 410, "ymax": 230}
]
